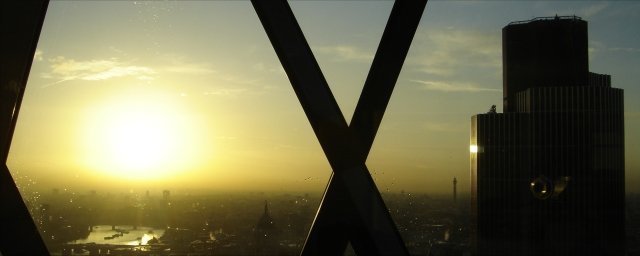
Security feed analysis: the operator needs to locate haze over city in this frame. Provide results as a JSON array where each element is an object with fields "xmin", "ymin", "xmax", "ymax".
[{"xmin": 6, "ymin": 1, "xmax": 640, "ymax": 195}]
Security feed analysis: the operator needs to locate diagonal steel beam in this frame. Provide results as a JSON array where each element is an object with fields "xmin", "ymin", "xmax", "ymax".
[
  {"xmin": 303, "ymin": 1, "xmax": 427, "ymax": 254},
  {"xmin": 251, "ymin": 0, "xmax": 426, "ymax": 255},
  {"xmin": 1, "ymin": 1, "xmax": 51, "ymax": 255},
  {"xmin": 350, "ymin": 0, "xmax": 427, "ymax": 159}
]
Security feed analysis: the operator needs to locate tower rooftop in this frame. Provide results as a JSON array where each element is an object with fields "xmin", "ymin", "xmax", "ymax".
[{"xmin": 508, "ymin": 15, "xmax": 582, "ymax": 26}]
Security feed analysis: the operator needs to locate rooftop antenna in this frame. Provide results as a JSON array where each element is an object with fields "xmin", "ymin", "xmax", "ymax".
[{"xmin": 488, "ymin": 105, "xmax": 497, "ymax": 114}]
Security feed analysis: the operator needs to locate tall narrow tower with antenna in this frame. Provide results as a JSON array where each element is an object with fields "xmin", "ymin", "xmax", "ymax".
[{"xmin": 453, "ymin": 177, "xmax": 457, "ymax": 202}]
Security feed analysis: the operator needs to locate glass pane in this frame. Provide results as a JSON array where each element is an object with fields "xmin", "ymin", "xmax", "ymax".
[
  {"xmin": 7, "ymin": 1, "xmax": 330, "ymax": 255},
  {"xmin": 364, "ymin": 1, "xmax": 640, "ymax": 255},
  {"xmin": 6, "ymin": 1, "xmax": 640, "ymax": 255}
]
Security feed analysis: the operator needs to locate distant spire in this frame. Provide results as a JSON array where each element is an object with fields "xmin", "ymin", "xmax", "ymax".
[
  {"xmin": 264, "ymin": 200, "xmax": 269, "ymax": 215},
  {"xmin": 256, "ymin": 200, "xmax": 275, "ymax": 231},
  {"xmin": 453, "ymin": 177, "xmax": 458, "ymax": 202}
]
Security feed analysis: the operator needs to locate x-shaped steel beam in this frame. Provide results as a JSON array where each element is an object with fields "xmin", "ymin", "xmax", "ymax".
[{"xmin": 251, "ymin": 1, "xmax": 426, "ymax": 255}]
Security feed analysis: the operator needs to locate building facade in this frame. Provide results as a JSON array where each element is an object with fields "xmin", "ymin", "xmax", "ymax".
[{"xmin": 471, "ymin": 16, "xmax": 625, "ymax": 256}]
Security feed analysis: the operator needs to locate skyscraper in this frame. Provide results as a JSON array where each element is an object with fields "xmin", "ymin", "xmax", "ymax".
[{"xmin": 471, "ymin": 16, "xmax": 625, "ymax": 256}]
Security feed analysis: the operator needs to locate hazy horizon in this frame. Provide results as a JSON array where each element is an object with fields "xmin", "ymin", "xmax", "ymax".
[{"xmin": 6, "ymin": 1, "xmax": 640, "ymax": 195}]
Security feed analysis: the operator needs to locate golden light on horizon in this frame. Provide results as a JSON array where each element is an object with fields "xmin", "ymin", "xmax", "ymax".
[
  {"xmin": 79, "ymin": 93, "xmax": 206, "ymax": 180},
  {"xmin": 4, "ymin": 0, "xmax": 638, "ymax": 195}
]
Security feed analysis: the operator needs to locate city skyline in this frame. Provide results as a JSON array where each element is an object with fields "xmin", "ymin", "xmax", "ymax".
[{"xmin": 6, "ymin": 1, "xmax": 640, "ymax": 195}]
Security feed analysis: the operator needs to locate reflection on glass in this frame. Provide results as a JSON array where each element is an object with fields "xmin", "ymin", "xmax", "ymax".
[{"xmin": 530, "ymin": 176, "xmax": 552, "ymax": 200}]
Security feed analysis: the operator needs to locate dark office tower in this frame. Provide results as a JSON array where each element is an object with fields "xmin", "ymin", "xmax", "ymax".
[
  {"xmin": 471, "ymin": 16, "xmax": 624, "ymax": 256},
  {"xmin": 502, "ymin": 15, "xmax": 588, "ymax": 112}
]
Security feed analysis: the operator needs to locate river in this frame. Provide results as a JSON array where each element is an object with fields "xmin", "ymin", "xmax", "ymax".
[{"xmin": 68, "ymin": 225, "xmax": 165, "ymax": 246}]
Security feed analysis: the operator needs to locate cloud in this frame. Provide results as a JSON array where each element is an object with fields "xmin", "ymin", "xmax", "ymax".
[
  {"xmin": 609, "ymin": 47, "xmax": 640, "ymax": 53},
  {"xmin": 163, "ymin": 64, "xmax": 215, "ymax": 74},
  {"xmin": 578, "ymin": 2, "xmax": 609, "ymax": 18},
  {"xmin": 42, "ymin": 56, "xmax": 155, "ymax": 86},
  {"xmin": 252, "ymin": 62, "xmax": 285, "ymax": 75},
  {"xmin": 203, "ymin": 88, "xmax": 248, "ymax": 97},
  {"xmin": 315, "ymin": 45, "xmax": 374, "ymax": 62},
  {"xmin": 158, "ymin": 55, "xmax": 216, "ymax": 74},
  {"xmin": 39, "ymin": 53, "xmax": 222, "ymax": 87},
  {"xmin": 412, "ymin": 79, "xmax": 500, "ymax": 93},
  {"xmin": 34, "ymin": 49, "xmax": 43, "ymax": 62},
  {"xmin": 410, "ymin": 28, "xmax": 501, "ymax": 77},
  {"xmin": 588, "ymin": 40, "xmax": 639, "ymax": 62},
  {"xmin": 547, "ymin": 3, "xmax": 609, "ymax": 19},
  {"xmin": 82, "ymin": 66, "xmax": 155, "ymax": 81}
]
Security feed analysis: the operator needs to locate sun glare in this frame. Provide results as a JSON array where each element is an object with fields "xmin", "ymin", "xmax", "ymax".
[
  {"xmin": 106, "ymin": 111, "xmax": 177, "ymax": 171},
  {"xmin": 81, "ymin": 94, "xmax": 204, "ymax": 180}
]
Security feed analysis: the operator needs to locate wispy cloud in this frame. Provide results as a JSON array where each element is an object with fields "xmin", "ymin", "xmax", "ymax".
[
  {"xmin": 315, "ymin": 45, "xmax": 374, "ymax": 63},
  {"xmin": 39, "ymin": 53, "xmax": 223, "ymax": 87},
  {"xmin": 545, "ymin": 2, "xmax": 609, "ymax": 19},
  {"xmin": 412, "ymin": 79, "xmax": 499, "ymax": 93},
  {"xmin": 609, "ymin": 47, "xmax": 640, "ymax": 53},
  {"xmin": 252, "ymin": 62, "xmax": 285, "ymax": 75},
  {"xmin": 410, "ymin": 28, "xmax": 501, "ymax": 77},
  {"xmin": 82, "ymin": 66, "xmax": 155, "ymax": 81},
  {"xmin": 588, "ymin": 40, "xmax": 639, "ymax": 61},
  {"xmin": 575, "ymin": 2, "xmax": 610, "ymax": 19},
  {"xmin": 158, "ymin": 54, "xmax": 216, "ymax": 75},
  {"xmin": 34, "ymin": 49, "xmax": 44, "ymax": 62},
  {"xmin": 163, "ymin": 64, "xmax": 215, "ymax": 75},
  {"xmin": 203, "ymin": 88, "xmax": 248, "ymax": 97},
  {"xmin": 42, "ymin": 56, "xmax": 155, "ymax": 86}
]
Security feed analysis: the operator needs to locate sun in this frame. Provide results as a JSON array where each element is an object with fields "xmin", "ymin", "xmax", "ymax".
[
  {"xmin": 81, "ymin": 94, "xmax": 202, "ymax": 180},
  {"xmin": 105, "ymin": 110, "xmax": 177, "ymax": 173}
]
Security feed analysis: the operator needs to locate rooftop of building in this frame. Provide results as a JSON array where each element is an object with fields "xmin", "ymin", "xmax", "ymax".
[{"xmin": 508, "ymin": 15, "xmax": 583, "ymax": 26}]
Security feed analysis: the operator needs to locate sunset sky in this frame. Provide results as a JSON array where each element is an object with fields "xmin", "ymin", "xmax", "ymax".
[{"xmin": 7, "ymin": 1, "xmax": 640, "ymax": 195}]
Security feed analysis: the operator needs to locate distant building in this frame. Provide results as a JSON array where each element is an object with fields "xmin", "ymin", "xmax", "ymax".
[
  {"xmin": 254, "ymin": 201, "xmax": 279, "ymax": 255},
  {"xmin": 453, "ymin": 177, "xmax": 458, "ymax": 202},
  {"xmin": 162, "ymin": 190, "xmax": 170, "ymax": 202},
  {"xmin": 471, "ymin": 16, "xmax": 625, "ymax": 256}
]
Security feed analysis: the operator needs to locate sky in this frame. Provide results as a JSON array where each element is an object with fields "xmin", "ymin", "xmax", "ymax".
[{"xmin": 6, "ymin": 1, "xmax": 640, "ymax": 195}]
